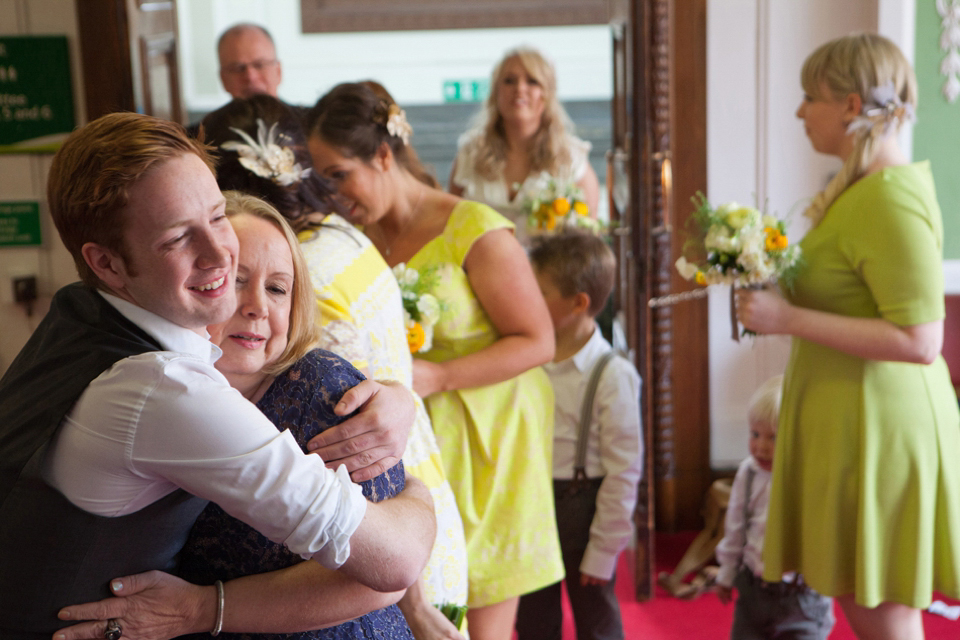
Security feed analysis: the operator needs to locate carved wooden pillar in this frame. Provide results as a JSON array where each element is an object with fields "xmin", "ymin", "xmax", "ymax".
[
  {"xmin": 636, "ymin": 0, "xmax": 710, "ymax": 535},
  {"xmin": 647, "ymin": 0, "xmax": 678, "ymax": 531}
]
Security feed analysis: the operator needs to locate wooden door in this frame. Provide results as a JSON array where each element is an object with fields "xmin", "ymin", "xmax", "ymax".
[
  {"xmin": 76, "ymin": 0, "xmax": 184, "ymax": 123},
  {"xmin": 612, "ymin": 0, "xmax": 710, "ymax": 600}
]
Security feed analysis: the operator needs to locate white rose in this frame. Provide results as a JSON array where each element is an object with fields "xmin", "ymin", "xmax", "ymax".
[
  {"xmin": 675, "ymin": 256, "xmax": 699, "ymax": 280},
  {"xmin": 392, "ymin": 263, "xmax": 419, "ymax": 288},
  {"xmin": 705, "ymin": 225, "xmax": 738, "ymax": 252},
  {"xmin": 715, "ymin": 202, "xmax": 740, "ymax": 216},
  {"xmin": 738, "ymin": 226, "xmax": 765, "ymax": 256},
  {"xmin": 417, "ymin": 294, "xmax": 441, "ymax": 325},
  {"xmin": 737, "ymin": 248, "xmax": 762, "ymax": 273},
  {"xmin": 724, "ymin": 206, "xmax": 759, "ymax": 230}
]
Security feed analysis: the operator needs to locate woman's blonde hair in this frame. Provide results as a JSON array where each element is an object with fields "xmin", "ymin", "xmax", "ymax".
[
  {"xmin": 467, "ymin": 47, "xmax": 575, "ymax": 181},
  {"xmin": 747, "ymin": 375, "xmax": 784, "ymax": 432},
  {"xmin": 801, "ymin": 33, "xmax": 917, "ymax": 226},
  {"xmin": 223, "ymin": 191, "xmax": 319, "ymax": 375}
]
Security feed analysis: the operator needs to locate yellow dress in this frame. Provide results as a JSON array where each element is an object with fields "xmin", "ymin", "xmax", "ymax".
[
  {"xmin": 763, "ymin": 163, "xmax": 960, "ymax": 608},
  {"xmin": 409, "ymin": 201, "xmax": 564, "ymax": 607},
  {"xmin": 299, "ymin": 214, "xmax": 469, "ymax": 610}
]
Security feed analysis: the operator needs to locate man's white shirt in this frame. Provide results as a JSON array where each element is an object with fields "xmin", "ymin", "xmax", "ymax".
[{"xmin": 44, "ymin": 292, "xmax": 366, "ymax": 568}]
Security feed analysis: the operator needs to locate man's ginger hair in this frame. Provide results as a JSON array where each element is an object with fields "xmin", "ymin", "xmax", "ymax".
[{"xmin": 48, "ymin": 112, "xmax": 214, "ymax": 287}]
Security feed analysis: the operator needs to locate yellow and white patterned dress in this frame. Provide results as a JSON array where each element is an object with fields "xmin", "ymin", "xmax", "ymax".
[
  {"xmin": 409, "ymin": 201, "xmax": 564, "ymax": 607},
  {"xmin": 299, "ymin": 214, "xmax": 468, "ymax": 609}
]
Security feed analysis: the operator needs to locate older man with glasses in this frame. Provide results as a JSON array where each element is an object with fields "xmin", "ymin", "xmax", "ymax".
[{"xmin": 217, "ymin": 23, "xmax": 283, "ymax": 100}]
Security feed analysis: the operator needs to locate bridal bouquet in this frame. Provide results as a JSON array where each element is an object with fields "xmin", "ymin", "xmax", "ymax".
[
  {"xmin": 519, "ymin": 175, "xmax": 602, "ymax": 235},
  {"xmin": 675, "ymin": 193, "xmax": 802, "ymax": 289},
  {"xmin": 392, "ymin": 263, "xmax": 443, "ymax": 354}
]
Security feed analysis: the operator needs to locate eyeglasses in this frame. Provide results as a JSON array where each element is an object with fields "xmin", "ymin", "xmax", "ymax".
[{"xmin": 222, "ymin": 59, "xmax": 278, "ymax": 75}]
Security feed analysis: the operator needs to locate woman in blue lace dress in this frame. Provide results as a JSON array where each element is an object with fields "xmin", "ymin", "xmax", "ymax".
[
  {"xmin": 177, "ymin": 192, "xmax": 417, "ymax": 640},
  {"xmin": 168, "ymin": 201, "xmax": 410, "ymax": 640}
]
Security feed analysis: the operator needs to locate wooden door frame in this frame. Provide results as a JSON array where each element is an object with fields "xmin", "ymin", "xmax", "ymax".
[
  {"xmin": 76, "ymin": 0, "xmax": 184, "ymax": 123},
  {"xmin": 616, "ymin": 0, "xmax": 709, "ymax": 600},
  {"xmin": 630, "ymin": 0, "xmax": 710, "ymax": 544},
  {"xmin": 76, "ymin": 0, "xmax": 137, "ymax": 119}
]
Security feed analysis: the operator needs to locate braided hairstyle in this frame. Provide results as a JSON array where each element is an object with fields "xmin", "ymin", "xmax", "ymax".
[
  {"xmin": 306, "ymin": 82, "xmax": 438, "ymax": 188},
  {"xmin": 202, "ymin": 94, "xmax": 339, "ymax": 231},
  {"xmin": 800, "ymin": 33, "xmax": 917, "ymax": 226}
]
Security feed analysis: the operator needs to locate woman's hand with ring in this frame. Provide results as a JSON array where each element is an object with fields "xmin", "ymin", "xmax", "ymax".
[
  {"xmin": 103, "ymin": 619, "xmax": 122, "ymax": 640},
  {"xmin": 55, "ymin": 571, "xmax": 216, "ymax": 640}
]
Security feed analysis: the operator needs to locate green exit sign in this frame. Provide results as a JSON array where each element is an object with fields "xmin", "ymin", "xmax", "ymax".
[
  {"xmin": 443, "ymin": 79, "xmax": 489, "ymax": 103},
  {"xmin": 0, "ymin": 201, "xmax": 42, "ymax": 247},
  {"xmin": 0, "ymin": 36, "xmax": 76, "ymax": 153}
]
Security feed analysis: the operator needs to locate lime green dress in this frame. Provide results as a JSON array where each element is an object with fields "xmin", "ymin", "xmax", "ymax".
[
  {"xmin": 762, "ymin": 162, "xmax": 960, "ymax": 608},
  {"xmin": 410, "ymin": 201, "xmax": 564, "ymax": 607}
]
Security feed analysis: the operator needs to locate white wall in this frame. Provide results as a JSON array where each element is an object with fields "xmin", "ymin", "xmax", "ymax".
[
  {"xmin": 178, "ymin": 0, "xmax": 613, "ymax": 111},
  {"xmin": 0, "ymin": 0, "xmax": 84, "ymax": 375},
  {"xmin": 706, "ymin": 0, "xmax": 922, "ymax": 468}
]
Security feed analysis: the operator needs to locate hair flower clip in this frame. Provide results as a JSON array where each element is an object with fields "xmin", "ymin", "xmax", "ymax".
[
  {"xmin": 220, "ymin": 118, "xmax": 311, "ymax": 187},
  {"xmin": 846, "ymin": 81, "xmax": 916, "ymax": 138},
  {"xmin": 385, "ymin": 104, "xmax": 413, "ymax": 146}
]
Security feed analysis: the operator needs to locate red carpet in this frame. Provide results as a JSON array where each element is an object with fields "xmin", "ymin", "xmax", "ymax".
[{"xmin": 553, "ymin": 532, "xmax": 960, "ymax": 639}]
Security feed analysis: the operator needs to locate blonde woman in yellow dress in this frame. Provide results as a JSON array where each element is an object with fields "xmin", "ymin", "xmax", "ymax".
[{"xmin": 308, "ymin": 82, "xmax": 563, "ymax": 640}]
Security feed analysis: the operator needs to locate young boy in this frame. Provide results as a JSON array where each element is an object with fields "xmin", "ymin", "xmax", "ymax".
[
  {"xmin": 715, "ymin": 375, "xmax": 834, "ymax": 640},
  {"xmin": 516, "ymin": 231, "xmax": 643, "ymax": 640}
]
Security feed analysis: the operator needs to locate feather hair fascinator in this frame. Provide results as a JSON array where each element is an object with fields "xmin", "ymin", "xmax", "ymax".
[
  {"xmin": 220, "ymin": 119, "xmax": 312, "ymax": 187},
  {"xmin": 846, "ymin": 81, "xmax": 916, "ymax": 138},
  {"xmin": 385, "ymin": 104, "xmax": 413, "ymax": 146}
]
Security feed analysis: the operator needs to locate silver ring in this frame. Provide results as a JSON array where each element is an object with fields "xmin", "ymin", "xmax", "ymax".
[{"xmin": 104, "ymin": 619, "xmax": 122, "ymax": 640}]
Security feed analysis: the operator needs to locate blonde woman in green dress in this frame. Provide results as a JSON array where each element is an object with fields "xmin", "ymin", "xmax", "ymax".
[
  {"xmin": 737, "ymin": 34, "xmax": 960, "ymax": 639},
  {"xmin": 307, "ymin": 82, "xmax": 563, "ymax": 640}
]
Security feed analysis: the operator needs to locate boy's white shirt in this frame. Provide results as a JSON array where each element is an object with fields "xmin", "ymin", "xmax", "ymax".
[
  {"xmin": 715, "ymin": 455, "xmax": 771, "ymax": 587},
  {"xmin": 543, "ymin": 324, "xmax": 643, "ymax": 580}
]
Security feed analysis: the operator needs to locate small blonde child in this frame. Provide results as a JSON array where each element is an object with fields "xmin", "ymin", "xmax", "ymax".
[
  {"xmin": 516, "ymin": 231, "xmax": 642, "ymax": 640},
  {"xmin": 715, "ymin": 375, "xmax": 834, "ymax": 640}
]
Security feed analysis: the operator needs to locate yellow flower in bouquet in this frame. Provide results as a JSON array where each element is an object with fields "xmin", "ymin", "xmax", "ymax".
[
  {"xmin": 552, "ymin": 197, "xmax": 571, "ymax": 216},
  {"xmin": 675, "ymin": 192, "xmax": 802, "ymax": 289},
  {"xmin": 406, "ymin": 322, "xmax": 426, "ymax": 354}
]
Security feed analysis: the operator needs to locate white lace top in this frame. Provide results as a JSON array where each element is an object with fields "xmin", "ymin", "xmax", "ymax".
[{"xmin": 451, "ymin": 131, "xmax": 592, "ymax": 243}]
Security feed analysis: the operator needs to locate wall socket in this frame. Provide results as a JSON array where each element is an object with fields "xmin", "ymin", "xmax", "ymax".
[{"xmin": 13, "ymin": 276, "xmax": 37, "ymax": 305}]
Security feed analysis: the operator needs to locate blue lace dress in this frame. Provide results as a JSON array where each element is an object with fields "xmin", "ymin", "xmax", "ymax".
[{"xmin": 177, "ymin": 349, "xmax": 412, "ymax": 639}]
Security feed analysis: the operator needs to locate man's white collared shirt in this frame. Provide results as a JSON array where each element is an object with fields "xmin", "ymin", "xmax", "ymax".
[{"xmin": 44, "ymin": 293, "xmax": 366, "ymax": 568}]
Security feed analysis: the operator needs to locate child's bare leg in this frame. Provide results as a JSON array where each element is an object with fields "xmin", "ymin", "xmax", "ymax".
[
  {"xmin": 466, "ymin": 597, "xmax": 519, "ymax": 640},
  {"xmin": 836, "ymin": 595, "xmax": 924, "ymax": 640}
]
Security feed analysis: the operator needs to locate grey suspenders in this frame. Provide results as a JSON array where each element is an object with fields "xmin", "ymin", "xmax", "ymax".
[{"xmin": 568, "ymin": 349, "xmax": 619, "ymax": 495}]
